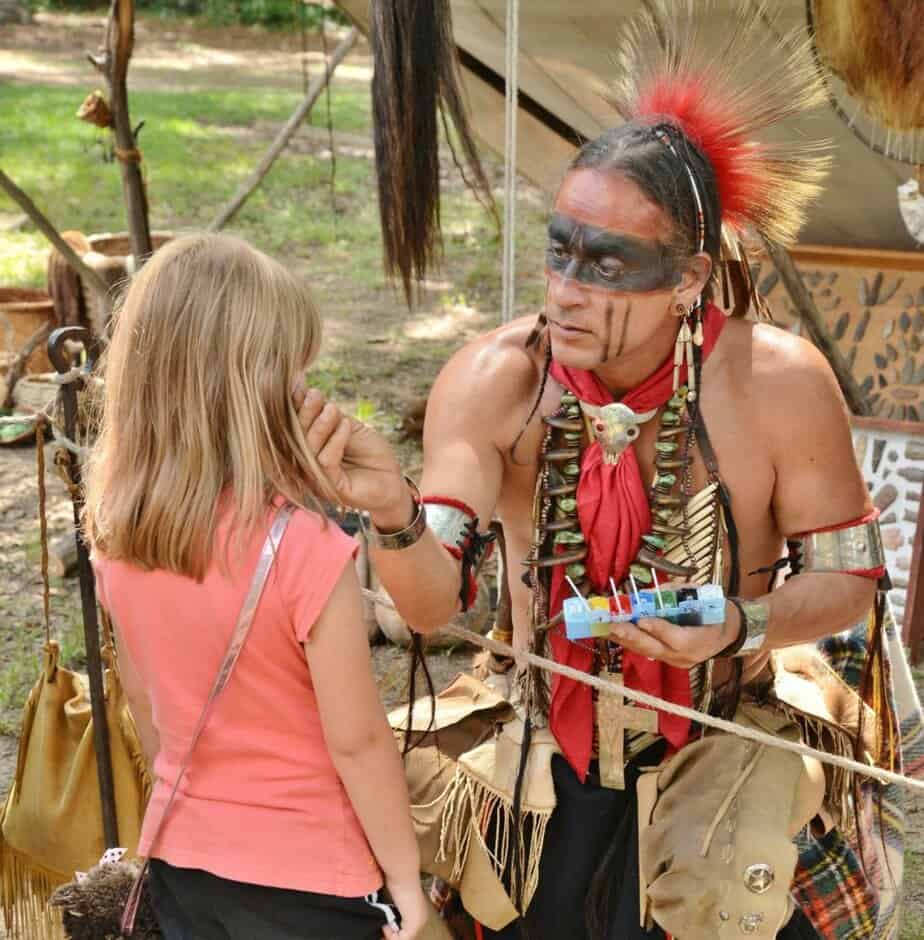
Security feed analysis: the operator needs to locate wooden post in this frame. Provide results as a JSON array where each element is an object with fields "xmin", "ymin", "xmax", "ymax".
[
  {"xmin": 762, "ymin": 238, "xmax": 871, "ymax": 417},
  {"xmin": 209, "ymin": 27, "xmax": 358, "ymax": 232},
  {"xmin": 905, "ymin": 489, "xmax": 924, "ymax": 664},
  {"xmin": 89, "ymin": 0, "xmax": 152, "ymax": 262}
]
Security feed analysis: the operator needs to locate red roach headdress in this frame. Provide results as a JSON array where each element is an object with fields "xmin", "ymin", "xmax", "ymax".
[{"xmin": 610, "ymin": 0, "xmax": 832, "ymax": 249}]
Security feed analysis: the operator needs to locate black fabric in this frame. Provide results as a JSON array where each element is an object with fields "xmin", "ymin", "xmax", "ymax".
[
  {"xmin": 483, "ymin": 752, "xmax": 664, "ymax": 940},
  {"xmin": 481, "ymin": 753, "xmax": 821, "ymax": 940},
  {"xmin": 147, "ymin": 859, "xmax": 391, "ymax": 940}
]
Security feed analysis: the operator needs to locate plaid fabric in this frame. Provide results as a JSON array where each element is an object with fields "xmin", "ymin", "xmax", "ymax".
[{"xmin": 791, "ymin": 603, "xmax": 924, "ymax": 940}]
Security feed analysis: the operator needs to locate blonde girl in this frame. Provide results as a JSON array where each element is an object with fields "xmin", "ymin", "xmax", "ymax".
[{"xmin": 84, "ymin": 233, "xmax": 429, "ymax": 940}]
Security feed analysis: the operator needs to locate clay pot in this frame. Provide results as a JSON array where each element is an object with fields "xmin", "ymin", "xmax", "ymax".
[{"xmin": 0, "ymin": 287, "xmax": 55, "ymax": 374}]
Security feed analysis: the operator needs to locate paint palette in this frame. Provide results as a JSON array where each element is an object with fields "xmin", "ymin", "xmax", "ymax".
[{"xmin": 563, "ymin": 584, "xmax": 726, "ymax": 640}]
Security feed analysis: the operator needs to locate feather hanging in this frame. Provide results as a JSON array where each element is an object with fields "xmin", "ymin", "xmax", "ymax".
[
  {"xmin": 370, "ymin": 0, "xmax": 495, "ymax": 305},
  {"xmin": 610, "ymin": 0, "xmax": 832, "ymax": 247}
]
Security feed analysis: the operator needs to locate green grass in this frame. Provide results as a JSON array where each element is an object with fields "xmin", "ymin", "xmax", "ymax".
[
  {"xmin": 902, "ymin": 849, "xmax": 924, "ymax": 940},
  {"xmin": 0, "ymin": 615, "xmax": 86, "ymax": 735},
  {"xmin": 0, "ymin": 82, "xmax": 375, "ymax": 286}
]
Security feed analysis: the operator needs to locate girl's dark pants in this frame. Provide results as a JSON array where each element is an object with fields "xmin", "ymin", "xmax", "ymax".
[{"xmin": 148, "ymin": 859, "xmax": 390, "ymax": 940}]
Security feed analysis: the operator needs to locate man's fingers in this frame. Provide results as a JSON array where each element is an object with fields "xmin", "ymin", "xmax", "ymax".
[
  {"xmin": 305, "ymin": 401, "xmax": 343, "ymax": 454},
  {"xmin": 610, "ymin": 622, "xmax": 669, "ymax": 662},
  {"xmin": 315, "ymin": 416, "xmax": 351, "ymax": 483},
  {"xmin": 297, "ymin": 388, "xmax": 326, "ymax": 434}
]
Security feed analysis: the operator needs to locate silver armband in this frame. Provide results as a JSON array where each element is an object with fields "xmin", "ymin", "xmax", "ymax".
[
  {"xmin": 424, "ymin": 501, "xmax": 476, "ymax": 547},
  {"xmin": 723, "ymin": 598, "xmax": 770, "ymax": 657},
  {"xmin": 795, "ymin": 516, "xmax": 885, "ymax": 574}
]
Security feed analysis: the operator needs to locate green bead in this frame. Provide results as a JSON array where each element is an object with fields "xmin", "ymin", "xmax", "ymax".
[
  {"xmin": 561, "ymin": 391, "xmax": 578, "ymax": 405},
  {"xmin": 566, "ymin": 405, "xmax": 581, "ymax": 419},
  {"xmin": 557, "ymin": 497, "xmax": 577, "ymax": 514},
  {"xmin": 655, "ymin": 507, "xmax": 674, "ymax": 522},
  {"xmin": 668, "ymin": 394, "xmax": 686, "ymax": 410},
  {"xmin": 656, "ymin": 472, "xmax": 677, "ymax": 488},
  {"xmin": 554, "ymin": 530, "xmax": 585, "ymax": 546},
  {"xmin": 642, "ymin": 533, "xmax": 667, "ymax": 550},
  {"xmin": 563, "ymin": 432, "xmax": 583, "ymax": 443},
  {"xmin": 563, "ymin": 462, "xmax": 581, "ymax": 477},
  {"xmin": 654, "ymin": 441, "xmax": 678, "ymax": 454},
  {"xmin": 630, "ymin": 564, "xmax": 653, "ymax": 584},
  {"xmin": 566, "ymin": 563, "xmax": 586, "ymax": 580},
  {"xmin": 660, "ymin": 411, "xmax": 680, "ymax": 426}
]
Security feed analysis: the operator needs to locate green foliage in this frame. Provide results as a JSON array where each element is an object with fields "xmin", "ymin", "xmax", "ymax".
[{"xmin": 36, "ymin": 0, "xmax": 349, "ymax": 30}]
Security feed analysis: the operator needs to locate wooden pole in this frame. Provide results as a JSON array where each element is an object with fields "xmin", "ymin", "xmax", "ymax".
[
  {"xmin": 209, "ymin": 27, "xmax": 358, "ymax": 232},
  {"xmin": 48, "ymin": 325, "xmax": 121, "ymax": 849},
  {"xmin": 90, "ymin": 0, "xmax": 152, "ymax": 262},
  {"xmin": 905, "ymin": 490, "xmax": 924, "ymax": 664},
  {"xmin": 0, "ymin": 170, "xmax": 111, "ymax": 302},
  {"xmin": 762, "ymin": 238, "xmax": 871, "ymax": 416}
]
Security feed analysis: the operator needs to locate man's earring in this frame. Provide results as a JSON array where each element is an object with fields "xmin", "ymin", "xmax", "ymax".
[{"xmin": 673, "ymin": 303, "xmax": 693, "ymax": 395}]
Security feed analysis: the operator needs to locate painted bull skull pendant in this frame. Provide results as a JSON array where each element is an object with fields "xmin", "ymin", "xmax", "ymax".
[{"xmin": 580, "ymin": 401, "xmax": 658, "ymax": 465}]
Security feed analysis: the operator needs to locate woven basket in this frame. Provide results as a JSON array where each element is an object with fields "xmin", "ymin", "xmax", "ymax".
[
  {"xmin": 0, "ymin": 287, "xmax": 55, "ymax": 374},
  {"xmin": 87, "ymin": 231, "xmax": 173, "ymax": 260},
  {"xmin": 12, "ymin": 373, "xmax": 58, "ymax": 415}
]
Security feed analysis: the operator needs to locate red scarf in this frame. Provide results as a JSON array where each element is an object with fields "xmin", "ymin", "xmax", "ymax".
[{"xmin": 547, "ymin": 303, "xmax": 726, "ymax": 780}]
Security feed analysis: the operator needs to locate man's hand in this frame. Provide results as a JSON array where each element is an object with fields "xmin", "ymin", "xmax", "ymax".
[
  {"xmin": 297, "ymin": 388, "xmax": 408, "ymax": 520},
  {"xmin": 610, "ymin": 602, "xmax": 742, "ymax": 669}
]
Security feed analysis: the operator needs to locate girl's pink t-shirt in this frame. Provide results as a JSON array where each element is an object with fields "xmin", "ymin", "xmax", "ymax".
[{"xmin": 93, "ymin": 504, "xmax": 381, "ymax": 897}]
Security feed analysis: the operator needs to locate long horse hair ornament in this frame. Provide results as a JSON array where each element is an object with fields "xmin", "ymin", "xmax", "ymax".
[{"xmin": 370, "ymin": 0, "xmax": 495, "ymax": 305}]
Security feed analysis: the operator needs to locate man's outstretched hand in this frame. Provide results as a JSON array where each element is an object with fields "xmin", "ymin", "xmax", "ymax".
[{"xmin": 296, "ymin": 387, "xmax": 410, "ymax": 525}]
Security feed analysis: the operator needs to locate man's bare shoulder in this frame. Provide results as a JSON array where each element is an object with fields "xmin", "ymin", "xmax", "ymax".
[
  {"xmin": 719, "ymin": 318, "xmax": 843, "ymax": 404},
  {"xmin": 716, "ymin": 318, "xmax": 850, "ymax": 448},
  {"xmin": 428, "ymin": 316, "xmax": 546, "ymax": 423}
]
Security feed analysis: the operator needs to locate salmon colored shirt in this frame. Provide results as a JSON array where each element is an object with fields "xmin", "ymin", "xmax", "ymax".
[{"xmin": 93, "ymin": 504, "xmax": 381, "ymax": 897}]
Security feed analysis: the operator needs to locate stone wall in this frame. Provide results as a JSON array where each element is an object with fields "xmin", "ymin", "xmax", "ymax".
[
  {"xmin": 851, "ymin": 422, "xmax": 923, "ymax": 631},
  {"xmin": 745, "ymin": 247, "xmax": 924, "ymax": 634}
]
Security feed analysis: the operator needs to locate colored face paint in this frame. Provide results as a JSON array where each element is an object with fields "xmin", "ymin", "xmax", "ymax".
[{"xmin": 545, "ymin": 212, "xmax": 684, "ymax": 293}]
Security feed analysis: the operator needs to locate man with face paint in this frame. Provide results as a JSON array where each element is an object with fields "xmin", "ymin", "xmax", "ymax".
[{"xmin": 298, "ymin": 5, "xmax": 916, "ymax": 940}]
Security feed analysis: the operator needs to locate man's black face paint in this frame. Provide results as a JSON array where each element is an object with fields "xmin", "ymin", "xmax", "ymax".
[{"xmin": 545, "ymin": 212, "xmax": 684, "ymax": 293}]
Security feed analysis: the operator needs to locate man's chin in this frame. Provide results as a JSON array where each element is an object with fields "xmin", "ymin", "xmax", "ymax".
[{"xmin": 548, "ymin": 339, "xmax": 601, "ymax": 372}]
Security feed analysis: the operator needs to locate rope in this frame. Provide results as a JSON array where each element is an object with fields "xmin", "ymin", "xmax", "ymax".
[
  {"xmin": 500, "ymin": 0, "xmax": 519, "ymax": 324},
  {"xmin": 50, "ymin": 424, "xmax": 90, "ymax": 459},
  {"xmin": 360, "ymin": 586, "xmax": 924, "ymax": 794}
]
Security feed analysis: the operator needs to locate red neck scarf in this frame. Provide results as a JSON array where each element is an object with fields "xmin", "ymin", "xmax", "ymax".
[{"xmin": 546, "ymin": 302, "xmax": 726, "ymax": 780}]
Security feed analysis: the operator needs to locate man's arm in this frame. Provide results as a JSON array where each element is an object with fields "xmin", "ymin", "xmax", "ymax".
[
  {"xmin": 745, "ymin": 327, "xmax": 876, "ymax": 649},
  {"xmin": 300, "ymin": 328, "xmax": 537, "ymax": 633}
]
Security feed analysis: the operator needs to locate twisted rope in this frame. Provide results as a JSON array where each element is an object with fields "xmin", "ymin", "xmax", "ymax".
[{"xmin": 360, "ymin": 586, "xmax": 924, "ymax": 794}]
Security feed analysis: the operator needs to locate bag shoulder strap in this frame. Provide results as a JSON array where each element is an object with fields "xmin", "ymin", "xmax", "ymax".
[{"xmin": 121, "ymin": 502, "xmax": 295, "ymax": 935}]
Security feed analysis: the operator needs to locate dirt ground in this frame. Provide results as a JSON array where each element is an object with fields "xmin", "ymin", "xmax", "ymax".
[{"xmin": 2, "ymin": 10, "xmax": 923, "ymax": 936}]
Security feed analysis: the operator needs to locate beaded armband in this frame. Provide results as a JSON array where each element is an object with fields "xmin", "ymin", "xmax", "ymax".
[
  {"xmin": 422, "ymin": 497, "xmax": 496, "ymax": 612},
  {"xmin": 789, "ymin": 510, "xmax": 886, "ymax": 579}
]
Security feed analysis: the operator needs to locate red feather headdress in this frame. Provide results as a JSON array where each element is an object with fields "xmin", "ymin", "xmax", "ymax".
[{"xmin": 610, "ymin": 0, "xmax": 831, "ymax": 247}]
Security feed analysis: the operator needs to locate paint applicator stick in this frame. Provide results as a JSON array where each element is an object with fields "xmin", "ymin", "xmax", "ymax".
[
  {"xmin": 652, "ymin": 568, "xmax": 664, "ymax": 610},
  {"xmin": 566, "ymin": 576, "xmax": 592, "ymax": 611},
  {"xmin": 628, "ymin": 573, "xmax": 641, "ymax": 604}
]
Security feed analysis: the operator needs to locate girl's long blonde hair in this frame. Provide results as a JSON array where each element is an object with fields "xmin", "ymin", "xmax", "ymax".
[{"xmin": 84, "ymin": 233, "xmax": 338, "ymax": 579}]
